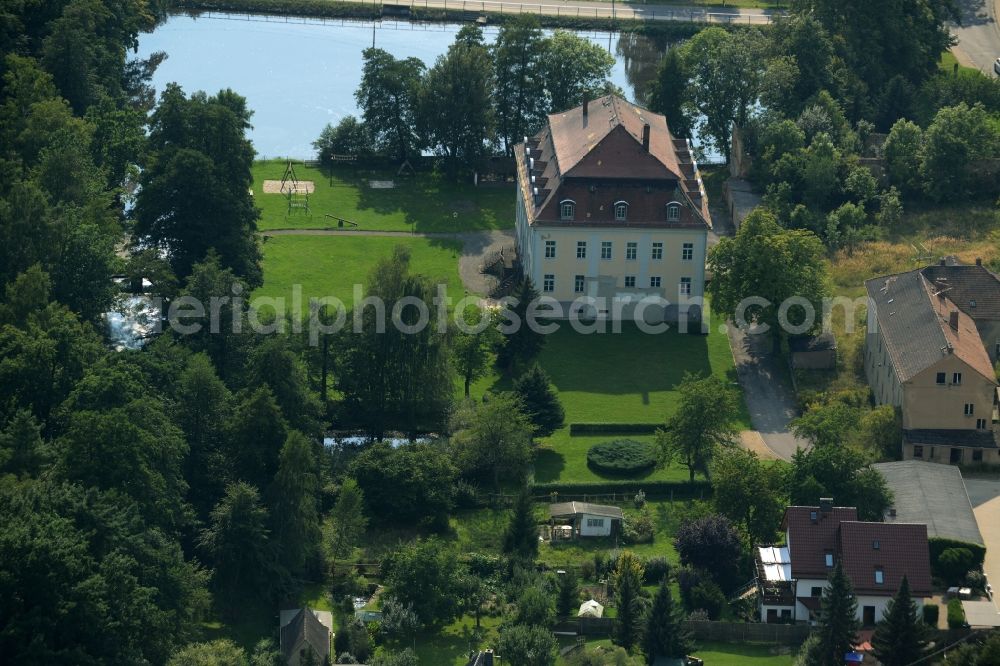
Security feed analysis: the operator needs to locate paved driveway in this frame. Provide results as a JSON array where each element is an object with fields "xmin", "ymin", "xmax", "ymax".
[
  {"xmin": 727, "ymin": 325, "xmax": 810, "ymax": 461},
  {"xmin": 965, "ymin": 477, "xmax": 1000, "ymax": 606},
  {"xmin": 951, "ymin": 0, "xmax": 1000, "ymax": 74}
]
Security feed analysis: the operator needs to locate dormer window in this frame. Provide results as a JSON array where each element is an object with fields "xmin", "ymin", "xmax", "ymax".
[
  {"xmin": 614, "ymin": 201, "xmax": 628, "ymax": 221},
  {"xmin": 667, "ymin": 202, "xmax": 681, "ymax": 222},
  {"xmin": 560, "ymin": 200, "xmax": 575, "ymax": 221}
]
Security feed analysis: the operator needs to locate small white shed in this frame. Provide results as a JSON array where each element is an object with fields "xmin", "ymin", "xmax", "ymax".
[
  {"xmin": 549, "ymin": 501, "xmax": 624, "ymax": 538},
  {"xmin": 578, "ymin": 599, "xmax": 604, "ymax": 618}
]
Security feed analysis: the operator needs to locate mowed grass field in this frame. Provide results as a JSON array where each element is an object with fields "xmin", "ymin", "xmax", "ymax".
[
  {"xmin": 252, "ymin": 160, "xmax": 513, "ymax": 233},
  {"xmin": 470, "ymin": 322, "xmax": 750, "ymax": 484},
  {"xmin": 254, "ymin": 235, "xmax": 466, "ymax": 306}
]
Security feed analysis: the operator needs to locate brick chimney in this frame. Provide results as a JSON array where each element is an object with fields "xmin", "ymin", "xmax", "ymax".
[
  {"xmin": 582, "ymin": 92, "xmax": 589, "ymax": 119},
  {"xmin": 641, "ymin": 123, "xmax": 650, "ymax": 152},
  {"xmin": 950, "ymin": 310, "xmax": 959, "ymax": 330},
  {"xmin": 977, "ymin": 257, "xmax": 983, "ymax": 266}
]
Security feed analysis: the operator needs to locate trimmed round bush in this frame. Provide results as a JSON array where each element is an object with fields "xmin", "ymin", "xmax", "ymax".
[{"xmin": 586, "ymin": 439, "xmax": 657, "ymax": 475}]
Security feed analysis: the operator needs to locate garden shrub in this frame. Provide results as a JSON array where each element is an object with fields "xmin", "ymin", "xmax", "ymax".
[
  {"xmin": 586, "ymin": 439, "xmax": 657, "ymax": 475},
  {"xmin": 570, "ymin": 423, "xmax": 660, "ymax": 435},
  {"xmin": 923, "ymin": 603, "xmax": 939, "ymax": 626},
  {"xmin": 947, "ymin": 597, "xmax": 967, "ymax": 629},
  {"xmin": 938, "ymin": 547, "xmax": 976, "ymax": 585},
  {"xmin": 622, "ymin": 509, "xmax": 655, "ymax": 545},
  {"xmin": 643, "ymin": 556, "xmax": 671, "ymax": 585},
  {"xmin": 929, "ymin": 537, "xmax": 985, "ymax": 575},
  {"xmin": 687, "ymin": 580, "xmax": 727, "ymax": 620}
]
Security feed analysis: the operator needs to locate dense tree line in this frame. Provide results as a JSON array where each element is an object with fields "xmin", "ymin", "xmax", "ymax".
[{"xmin": 314, "ymin": 18, "xmax": 615, "ymax": 175}]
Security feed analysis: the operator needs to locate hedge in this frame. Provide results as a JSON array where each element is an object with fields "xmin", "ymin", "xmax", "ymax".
[
  {"xmin": 570, "ymin": 423, "xmax": 661, "ymax": 436},
  {"xmin": 929, "ymin": 537, "xmax": 986, "ymax": 577},
  {"xmin": 532, "ymin": 480, "xmax": 712, "ymax": 501},
  {"xmin": 922, "ymin": 603, "xmax": 939, "ymax": 627},
  {"xmin": 947, "ymin": 598, "xmax": 966, "ymax": 629}
]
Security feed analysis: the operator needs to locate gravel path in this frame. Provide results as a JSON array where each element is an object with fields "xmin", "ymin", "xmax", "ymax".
[{"xmin": 260, "ymin": 227, "xmax": 516, "ymax": 295}]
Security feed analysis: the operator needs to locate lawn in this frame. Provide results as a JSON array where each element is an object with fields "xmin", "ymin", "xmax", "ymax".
[
  {"xmin": 469, "ymin": 321, "xmax": 750, "ymax": 485},
  {"xmin": 254, "ymin": 234, "xmax": 467, "ymax": 306},
  {"xmin": 691, "ymin": 641, "xmax": 798, "ymax": 664},
  {"xmin": 252, "ymin": 160, "xmax": 513, "ymax": 233}
]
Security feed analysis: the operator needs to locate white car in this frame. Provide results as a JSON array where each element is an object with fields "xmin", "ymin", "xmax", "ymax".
[{"xmin": 995, "ymin": 57, "xmax": 1000, "ymax": 76}]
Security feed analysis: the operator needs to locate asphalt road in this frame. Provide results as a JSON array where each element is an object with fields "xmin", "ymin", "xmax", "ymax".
[{"xmin": 951, "ymin": 0, "xmax": 1000, "ymax": 74}]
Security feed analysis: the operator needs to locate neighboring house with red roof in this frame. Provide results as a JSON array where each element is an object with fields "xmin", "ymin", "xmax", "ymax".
[
  {"xmin": 864, "ymin": 258, "xmax": 1000, "ymax": 464},
  {"xmin": 513, "ymin": 95, "xmax": 711, "ymax": 323},
  {"xmin": 755, "ymin": 502, "xmax": 932, "ymax": 626}
]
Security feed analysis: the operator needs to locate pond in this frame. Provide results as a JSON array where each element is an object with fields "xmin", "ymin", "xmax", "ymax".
[{"xmin": 135, "ymin": 12, "xmax": 706, "ymax": 159}]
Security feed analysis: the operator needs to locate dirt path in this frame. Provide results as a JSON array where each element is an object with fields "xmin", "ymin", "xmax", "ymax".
[{"xmin": 260, "ymin": 227, "xmax": 516, "ymax": 295}]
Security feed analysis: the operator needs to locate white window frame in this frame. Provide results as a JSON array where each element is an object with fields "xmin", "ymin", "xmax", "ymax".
[
  {"xmin": 614, "ymin": 201, "xmax": 628, "ymax": 221},
  {"xmin": 953, "ymin": 372, "xmax": 963, "ymax": 385},
  {"xmin": 825, "ymin": 553, "xmax": 834, "ymax": 568},
  {"xmin": 574, "ymin": 275, "xmax": 585, "ymax": 293},
  {"xmin": 601, "ymin": 241, "xmax": 612, "ymax": 260},
  {"xmin": 560, "ymin": 199, "xmax": 575, "ymax": 221},
  {"xmin": 651, "ymin": 242, "xmax": 663, "ymax": 260},
  {"xmin": 682, "ymin": 242, "xmax": 694, "ymax": 261},
  {"xmin": 679, "ymin": 277, "xmax": 692, "ymax": 296},
  {"xmin": 544, "ymin": 240, "xmax": 556, "ymax": 259},
  {"xmin": 649, "ymin": 276, "xmax": 661, "ymax": 288},
  {"xmin": 576, "ymin": 241, "xmax": 587, "ymax": 259},
  {"xmin": 874, "ymin": 569, "xmax": 884, "ymax": 585},
  {"xmin": 586, "ymin": 518, "xmax": 605, "ymax": 528},
  {"xmin": 626, "ymin": 242, "xmax": 638, "ymax": 261},
  {"xmin": 624, "ymin": 275, "xmax": 636, "ymax": 288},
  {"xmin": 965, "ymin": 403, "xmax": 975, "ymax": 416},
  {"xmin": 667, "ymin": 201, "xmax": 681, "ymax": 222},
  {"xmin": 543, "ymin": 274, "xmax": 554, "ymax": 293}
]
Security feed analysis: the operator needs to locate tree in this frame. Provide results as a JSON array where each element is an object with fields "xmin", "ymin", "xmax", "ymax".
[
  {"xmin": 0, "ymin": 409, "xmax": 46, "ymax": 477},
  {"xmin": 502, "ymin": 487, "xmax": 539, "ymax": 560},
  {"xmin": 453, "ymin": 306, "xmax": 500, "ymax": 397},
  {"xmin": 429, "ymin": 384, "xmax": 509, "ymax": 486},
  {"xmin": 680, "ymin": 27, "xmax": 768, "ymax": 160},
  {"xmin": 673, "ymin": 514, "xmax": 744, "ymax": 594},
  {"xmin": 920, "ymin": 103, "xmax": 1000, "ymax": 200},
  {"xmin": 336, "ymin": 246, "xmax": 454, "ymax": 436},
  {"xmin": 313, "ymin": 116, "xmax": 370, "ymax": 165},
  {"xmin": 539, "ymin": 30, "xmax": 615, "ymax": 111},
  {"xmin": 419, "ymin": 26, "xmax": 494, "ymax": 178},
  {"xmin": 382, "ymin": 539, "xmax": 463, "ymax": 627},
  {"xmin": 512, "ymin": 364, "xmax": 565, "ymax": 437},
  {"xmin": 198, "ymin": 482, "xmax": 284, "ymax": 613},
  {"xmin": 516, "ymin": 585, "xmax": 556, "ymax": 627},
  {"xmin": 648, "ymin": 47, "xmax": 691, "ymax": 137},
  {"xmin": 556, "ymin": 568, "xmax": 579, "ymax": 618},
  {"xmin": 268, "ymin": 431, "xmax": 322, "ymax": 576},
  {"xmin": 884, "ymin": 119, "xmax": 924, "ymax": 196},
  {"xmin": 225, "ymin": 385, "xmax": 289, "ymax": 491},
  {"xmin": 814, "ymin": 563, "xmax": 860, "ymax": 666},
  {"xmin": 0, "ymin": 479, "xmax": 208, "ymax": 665},
  {"xmin": 330, "ymin": 477, "xmax": 368, "ymax": 560},
  {"xmin": 250, "ymin": 335, "xmax": 323, "ymax": 436},
  {"xmin": 708, "ymin": 208, "xmax": 829, "ymax": 349},
  {"xmin": 167, "ymin": 640, "xmax": 247, "ymax": 666},
  {"xmin": 492, "ymin": 16, "xmax": 547, "ymax": 154},
  {"xmin": 356, "ymin": 48, "xmax": 425, "ymax": 162},
  {"xmin": 496, "ymin": 278, "xmax": 545, "ymax": 373},
  {"xmin": 380, "ymin": 595, "xmax": 420, "ymax": 645},
  {"xmin": 788, "ymin": 445, "xmax": 893, "ymax": 521},
  {"xmin": 656, "ymin": 373, "xmax": 739, "ymax": 482},
  {"xmin": 792, "ymin": 399, "xmax": 861, "ymax": 448},
  {"xmin": 611, "ymin": 551, "xmax": 645, "ymax": 651},
  {"xmin": 497, "ymin": 624, "xmax": 557, "ymax": 666},
  {"xmin": 710, "ymin": 448, "xmax": 785, "ymax": 546},
  {"xmin": 135, "ymin": 85, "xmax": 261, "ymax": 285},
  {"xmin": 349, "ymin": 442, "xmax": 457, "ymax": 530},
  {"xmin": 641, "ymin": 579, "xmax": 691, "ymax": 664},
  {"xmin": 370, "ymin": 649, "xmax": 420, "ymax": 666},
  {"xmin": 176, "ymin": 353, "xmax": 232, "ymax": 515},
  {"xmin": 858, "ymin": 406, "xmax": 902, "ymax": 460},
  {"xmin": 871, "ymin": 577, "xmax": 929, "ymax": 666}
]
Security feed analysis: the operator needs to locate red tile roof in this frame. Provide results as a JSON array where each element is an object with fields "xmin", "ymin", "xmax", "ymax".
[
  {"xmin": 838, "ymin": 521, "xmax": 932, "ymax": 597},
  {"xmin": 782, "ymin": 506, "xmax": 933, "ymax": 598},
  {"xmin": 781, "ymin": 506, "xmax": 858, "ymax": 579},
  {"xmin": 514, "ymin": 95, "xmax": 711, "ymax": 230}
]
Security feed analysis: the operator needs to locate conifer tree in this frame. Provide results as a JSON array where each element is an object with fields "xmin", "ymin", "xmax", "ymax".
[
  {"xmin": 611, "ymin": 551, "xmax": 645, "ymax": 652},
  {"xmin": 556, "ymin": 567, "xmax": 579, "ymax": 617},
  {"xmin": 330, "ymin": 477, "xmax": 368, "ymax": 560},
  {"xmin": 512, "ymin": 364, "xmax": 565, "ymax": 436},
  {"xmin": 502, "ymin": 487, "xmax": 538, "ymax": 560},
  {"xmin": 496, "ymin": 278, "xmax": 545, "ymax": 373},
  {"xmin": 871, "ymin": 576, "xmax": 929, "ymax": 666},
  {"xmin": 268, "ymin": 431, "xmax": 321, "ymax": 575},
  {"xmin": 816, "ymin": 562, "xmax": 861, "ymax": 666},
  {"xmin": 642, "ymin": 579, "xmax": 692, "ymax": 664}
]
